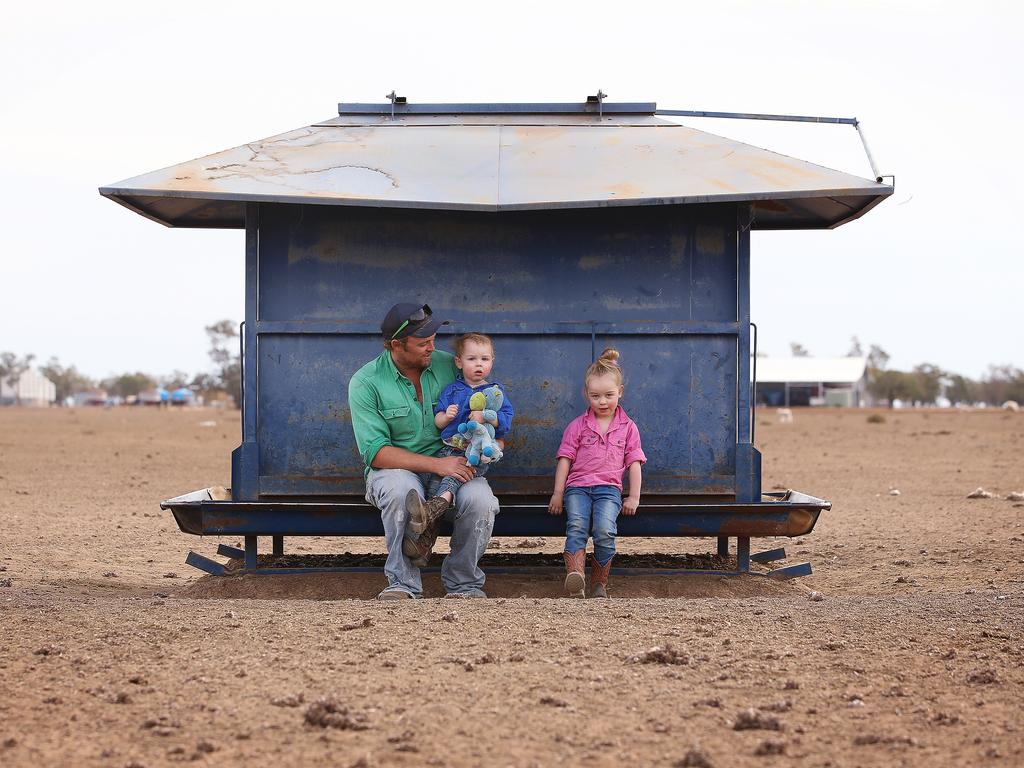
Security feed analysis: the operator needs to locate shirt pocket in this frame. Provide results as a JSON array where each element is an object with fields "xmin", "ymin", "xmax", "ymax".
[
  {"xmin": 609, "ymin": 436, "xmax": 627, "ymax": 466},
  {"xmin": 581, "ymin": 434, "xmax": 599, "ymax": 448},
  {"xmin": 380, "ymin": 403, "xmax": 415, "ymax": 441}
]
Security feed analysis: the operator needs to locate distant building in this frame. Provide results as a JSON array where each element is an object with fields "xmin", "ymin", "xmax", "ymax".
[
  {"xmin": 71, "ymin": 388, "xmax": 109, "ymax": 407},
  {"xmin": 755, "ymin": 356, "xmax": 868, "ymax": 407},
  {"xmin": 170, "ymin": 387, "xmax": 195, "ymax": 406},
  {"xmin": 138, "ymin": 388, "xmax": 170, "ymax": 406},
  {"xmin": 0, "ymin": 368, "xmax": 57, "ymax": 406}
]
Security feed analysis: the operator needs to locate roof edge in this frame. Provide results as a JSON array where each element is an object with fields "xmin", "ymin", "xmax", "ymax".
[{"xmin": 337, "ymin": 102, "xmax": 657, "ymax": 115}]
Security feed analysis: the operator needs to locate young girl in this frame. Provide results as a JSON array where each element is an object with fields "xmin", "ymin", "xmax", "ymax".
[{"xmin": 548, "ymin": 348, "xmax": 646, "ymax": 598}]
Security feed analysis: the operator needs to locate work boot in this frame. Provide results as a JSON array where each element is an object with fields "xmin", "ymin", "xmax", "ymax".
[
  {"xmin": 405, "ymin": 489, "xmax": 451, "ymax": 535},
  {"xmin": 563, "ymin": 550, "xmax": 586, "ymax": 598},
  {"xmin": 402, "ymin": 516, "xmax": 442, "ymax": 567},
  {"xmin": 590, "ymin": 554, "xmax": 613, "ymax": 599}
]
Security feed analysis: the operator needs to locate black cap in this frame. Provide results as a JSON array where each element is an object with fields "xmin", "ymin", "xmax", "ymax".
[{"xmin": 381, "ymin": 302, "xmax": 450, "ymax": 341}]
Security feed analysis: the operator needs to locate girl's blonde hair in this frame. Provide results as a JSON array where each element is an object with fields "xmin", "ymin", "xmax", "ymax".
[
  {"xmin": 453, "ymin": 332, "xmax": 494, "ymax": 357},
  {"xmin": 585, "ymin": 348, "xmax": 623, "ymax": 388}
]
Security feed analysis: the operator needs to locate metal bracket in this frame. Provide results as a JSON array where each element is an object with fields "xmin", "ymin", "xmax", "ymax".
[
  {"xmin": 751, "ymin": 547, "xmax": 786, "ymax": 563},
  {"xmin": 587, "ymin": 90, "xmax": 607, "ymax": 118},
  {"xmin": 185, "ymin": 551, "xmax": 228, "ymax": 576},
  {"xmin": 385, "ymin": 90, "xmax": 407, "ymax": 120}
]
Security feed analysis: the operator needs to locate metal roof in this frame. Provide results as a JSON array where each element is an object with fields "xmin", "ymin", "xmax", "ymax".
[
  {"xmin": 99, "ymin": 102, "xmax": 892, "ymax": 229},
  {"xmin": 755, "ymin": 356, "xmax": 868, "ymax": 384}
]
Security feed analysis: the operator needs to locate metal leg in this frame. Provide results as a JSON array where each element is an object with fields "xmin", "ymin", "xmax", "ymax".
[
  {"xmin": 751, "ymin": 547, "xmax": 786, "ymax": 563},
  {"xmin": 272, "ymin": 535, "xmax": 284, "ymax": 556},
  {"xmin": 244, "ymin": 535, "xmax": 258, "ymax": 570},
  {"xmin": 736, "ymin": 536, "xmax": 751, "ymax": 572},
  {"xmin": 717, "ymin": 536, "xmax": 729, "ymax": 558}
]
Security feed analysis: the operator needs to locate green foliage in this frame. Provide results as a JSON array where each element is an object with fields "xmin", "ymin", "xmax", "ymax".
[
  {"xmin": 0, "ymin": 351, "xmax": 36, "ymax": 404},
  {"xmin": 39, "ymin": 357, "xmax": 93, "ymax": 402},
  {"xmin": 206, "ymin": 320, "xmax": 241, "ymax": 408},
  {"xmin": 102, "ymin": 372, "xmax": 156, "ymax": 399}
]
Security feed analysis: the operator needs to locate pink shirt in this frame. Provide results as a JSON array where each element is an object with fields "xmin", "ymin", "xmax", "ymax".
[{"xmin": 556, "ymin": 406, "xmax": 646, "ymax": 490}]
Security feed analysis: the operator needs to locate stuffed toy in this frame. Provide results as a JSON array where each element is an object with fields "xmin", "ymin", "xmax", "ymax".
[{"xmin": 457, "ymin": 385, "xmax": 505, "ymax": 467}]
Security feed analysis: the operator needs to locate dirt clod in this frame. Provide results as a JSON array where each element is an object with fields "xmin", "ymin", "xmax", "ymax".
[
  {"xmin": 733, "ymin": 709, "xmax": 783, "ymax": 731},
  {"xmin": 674, "ymin": 749, "xmax": 714, "ymax": 768},
  {"xmin": 966, "ymin": 668, "xmax": 999, "ymax": 685},
  {"xmin": 628, "ymin": 644, "xmax": 689, "ymax": 665},
  {"xmin": 754, "ymin": 740, "xmax": 785, "ymax": 756},
  {"xmin": 303, "ymin": 697, "xmax": 369, "ymax": 731},
  {"xmin": 270, "ymin": 693, "xmax": 305, "ymax": 708}
]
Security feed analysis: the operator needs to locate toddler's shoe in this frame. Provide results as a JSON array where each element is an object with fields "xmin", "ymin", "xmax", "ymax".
[
  {"xmin": 563, "ymin": 550, "xmax": 586, "ymax": 598},
  {"xmin": 590, "ymin": 554, "xmax": 613, "ymax": 599}
]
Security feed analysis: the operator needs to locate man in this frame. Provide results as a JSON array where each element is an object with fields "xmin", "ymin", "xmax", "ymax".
[{"xmin": 348, "ymin": 302, "xmax": 499, "ymax": 600}]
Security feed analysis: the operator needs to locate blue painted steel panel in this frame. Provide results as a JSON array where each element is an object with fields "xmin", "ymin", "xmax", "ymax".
[{"xmin": 249, "ymin": 203, "xmax": 743, "ymax": 500}]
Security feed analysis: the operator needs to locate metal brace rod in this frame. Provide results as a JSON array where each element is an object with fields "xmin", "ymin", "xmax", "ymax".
[{"xmin": 656, "ymin": 108, "xmax": 886, "ymax": 183}]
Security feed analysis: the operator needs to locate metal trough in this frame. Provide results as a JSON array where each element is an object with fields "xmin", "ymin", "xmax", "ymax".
[{"xmin": 161, "ymin": 488, "xmax": 829, "ymax": 578}]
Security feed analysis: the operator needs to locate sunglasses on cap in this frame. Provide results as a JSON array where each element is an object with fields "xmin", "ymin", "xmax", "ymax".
[{"xmin": 390, "ymin": 304, "xmax": 432, "ymax": 340}]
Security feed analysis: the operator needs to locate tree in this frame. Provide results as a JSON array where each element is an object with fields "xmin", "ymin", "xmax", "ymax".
[
  {"xmin": 912, "ymin": 364, "xmax": 944, "ymax": 405},
  {"xmin": 38, "ymin": 357, "xmax": 93, "ymax": 403},
  {"xmin": 979, "ymin": 365, "xmax": 1024, "ymax": 406},
  {"xmin": 944, "ymin": 373, "xmax": 978, "ymax": 406},
  {"xmin": 867, "ymin": 344, "xmax": 890, "ymax": 372},
  {"xmin": 102, "ymin": 372, "xmax": 156, "ymax": 399},
  {"xmin": 0, "ymin": 352, "xmax": 35, "ymax": 405},
  {"xmin": 847, "ymin": 336, "xmax": 864, "ymax": 357},
  {"xmin": 206, "ymin": 320, "xmax": 242, "ymax": 407},
  {"xmin": 868, "ymin": 368, "xmax": 917, "ymax": 407},
  {"xmin": 790, "ymin": 342, "xmax": 810, "ymax": 357},
  {"xmin": 161, "ymin": 370, "xmax": 190, "ymax": 390}
]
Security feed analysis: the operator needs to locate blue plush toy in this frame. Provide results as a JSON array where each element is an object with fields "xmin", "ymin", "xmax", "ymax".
[{"xmin": 457, "ymin": 385, "xmax": 505, "ymax": 467}]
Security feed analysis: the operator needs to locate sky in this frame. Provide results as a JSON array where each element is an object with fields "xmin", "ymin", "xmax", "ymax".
[{"xmin": 1, "ymin": 0, "xmax": 1021, "ymax": 382}]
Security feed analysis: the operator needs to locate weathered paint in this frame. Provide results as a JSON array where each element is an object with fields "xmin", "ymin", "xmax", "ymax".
[
  {"xmin": 99, "ymin": 106, "xmax": 891, "ymax": 229},
  {"xmin": 251, "ymin": 203, "xmax": 744, "ymax": 505},
  {"xmin": 162, "ymin": 498, "xmax": 826, "ymax": 539}
]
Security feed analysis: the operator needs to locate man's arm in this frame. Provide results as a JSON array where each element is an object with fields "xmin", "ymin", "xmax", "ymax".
[
  {"xmin": 372, "ymin": 445, "xmax": 475, "ymax": 483},
  {"xmin": 348, "ymin": 378, "xmax": 474, "ymax": 483}
]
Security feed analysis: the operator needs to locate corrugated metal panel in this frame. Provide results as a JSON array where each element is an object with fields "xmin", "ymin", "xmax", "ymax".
[
  {"xmin": 755, "ymin": 356, "xmax": 868, "ymax": 384},
  {"xmin": 100, "ymin": 108, "xmax": 891, "ymax": 229}
]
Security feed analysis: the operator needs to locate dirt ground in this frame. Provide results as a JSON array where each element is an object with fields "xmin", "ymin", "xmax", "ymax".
[{"xmin": 0, "ymin": 406, "xmax": 1021, "ymax": 767}]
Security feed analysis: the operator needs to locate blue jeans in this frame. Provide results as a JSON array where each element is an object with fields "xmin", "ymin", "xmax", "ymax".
[
  {"xmin": 365, "ymin": 468, "xmax": 498, "ymax": 598},
  {"xmin": 563, "ymin": 485, "xmax": 621, "ymax": 566},
  {"xmin": 434, "ymin": 444, "xmax": 490, "ymax": 499}
]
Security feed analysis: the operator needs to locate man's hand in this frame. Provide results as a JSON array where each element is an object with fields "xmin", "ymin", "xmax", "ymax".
[
  {"xmin": 548, "ymin": 493, "xmax": 564, "ymax": 515},
  {"xmin": 622, "ymin": 495, "xmax": 640, "ymax": 516},
  {"xmin": 435, "ymin": 455, "xmax": 475, "ymax": 484}
]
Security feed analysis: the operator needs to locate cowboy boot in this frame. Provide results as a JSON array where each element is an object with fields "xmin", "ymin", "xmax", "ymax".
[
  {"xmin": 402, "ymin": 515, "xmax": 442, "ymax": 567},
  {"xmin": 590, "ymin": 554, "xmax": 613, "ymax": 599},
  {"xmin": 405, "ymin": 489, "xmax": 451, "ymax": 535},
  {"xmin": 563, "ymin": 550, "xmax": 586, "ymax": 598}
]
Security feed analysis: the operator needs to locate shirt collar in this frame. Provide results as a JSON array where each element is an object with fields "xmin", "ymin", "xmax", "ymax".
[
  {"xmin": 383, "ymin": 349, "xmax": 435, "ymax": 382},
  {"xmin": 583, "ymin": 405, "xmax": 629, "ymax": 434}
]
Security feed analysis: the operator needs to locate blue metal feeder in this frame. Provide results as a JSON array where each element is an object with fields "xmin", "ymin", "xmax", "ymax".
[{"xmin": 101, "ymin": 98, "xmax": 891, "ymax": 579}]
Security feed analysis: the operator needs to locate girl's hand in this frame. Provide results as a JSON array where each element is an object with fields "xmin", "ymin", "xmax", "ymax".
[
  {"xmin": 548, "ymin": 494, "xmax": 564, "ymax": 515},
  {"xmin": 622, "ymin": 496, "xmax": 640, "ymax": 516},
  {"xmin": 445, "ymin": 404, "xmax": 459, "ymax": 419}
]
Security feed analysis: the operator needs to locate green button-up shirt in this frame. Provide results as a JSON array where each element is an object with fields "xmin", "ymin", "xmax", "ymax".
[{"xmin": 348, "ymin": 349, "xmax": 458, "ymax": 476}]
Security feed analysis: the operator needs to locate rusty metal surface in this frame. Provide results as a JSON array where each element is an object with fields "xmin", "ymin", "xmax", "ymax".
[
  {"xmin": 100, "ymin": 109, "xmax": 890, "ymax": 229},
  {"xmin": 161, "ymin": 490, "xmax": 827, "ymax": 538}
]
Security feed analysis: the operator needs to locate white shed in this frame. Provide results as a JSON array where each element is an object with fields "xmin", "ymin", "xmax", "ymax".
[
  {"xmin": 0, "ymin": 368, "xmax": 57, "ymax": 406},
  {"xmin": 755, "ymin": 356, "xmax": 868, "ymax": 407}
]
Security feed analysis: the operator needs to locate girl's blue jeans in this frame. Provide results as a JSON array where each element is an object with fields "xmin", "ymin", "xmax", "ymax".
[{"xmin": 563, "ymin": 485, "xmax": 621, "ymax": 566}]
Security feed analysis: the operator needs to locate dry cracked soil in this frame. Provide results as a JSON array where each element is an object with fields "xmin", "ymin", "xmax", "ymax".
[{"xmin": 0, "ymin": 406, "xmax": 1021, "ymax": 767}]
